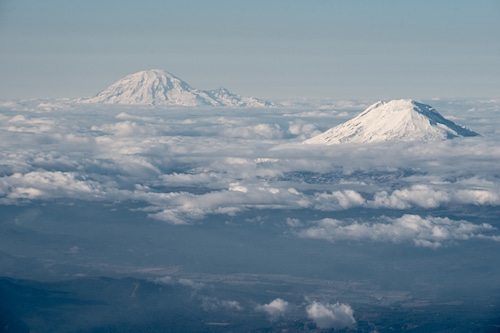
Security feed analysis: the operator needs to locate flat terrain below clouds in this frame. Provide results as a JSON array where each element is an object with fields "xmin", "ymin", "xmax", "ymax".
[{"xmin": 0, "ymin": 98, "xmax": 499, "ymax": 331}]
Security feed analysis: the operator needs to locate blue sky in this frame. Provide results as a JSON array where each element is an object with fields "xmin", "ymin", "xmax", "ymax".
[{"xmin": 0, "ymin": 0, "xmax": 499, "ymax": 100}]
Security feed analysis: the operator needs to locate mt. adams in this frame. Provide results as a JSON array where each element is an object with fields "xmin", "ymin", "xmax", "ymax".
[
  {"xmin": 304, "ymin": 99, "xmax": 478, "ymax": 145},
  {"xmin": 80, "ymin": 70, "xmax": 272, "ymax": 107}
]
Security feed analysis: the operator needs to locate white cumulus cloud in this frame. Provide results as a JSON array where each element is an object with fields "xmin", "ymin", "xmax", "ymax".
[
  {"xmin": 306, "ymin": 301, "xmax": 356, "ymax": 329},
  {"xmin": 297, "ymin": 214, "xmax": 499, "ymax": 248},
  {"xmin": 0, "ymin": 171, "xmax": 104, "ymax": 203},
  {"xmin": 255, "ymin": 298, "xmax": 289, "ymax": 318},
  {"xmin": 314, "ymin": 189, "xmax": 366, "ymax": 210}
]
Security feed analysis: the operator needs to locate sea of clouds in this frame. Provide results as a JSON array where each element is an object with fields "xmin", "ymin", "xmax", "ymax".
[{"xmin": 1, "ymin": 98, "xmax": 499, "ymax": 250}]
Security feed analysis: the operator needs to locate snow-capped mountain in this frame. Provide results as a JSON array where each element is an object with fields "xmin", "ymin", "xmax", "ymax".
[
  {"xmin": 304, "ymin": 99, "xmax": 479, "ymax": 145},
  {"xmin": 79, "ymin": 69, "xmax": 272, "ymax": 107}
]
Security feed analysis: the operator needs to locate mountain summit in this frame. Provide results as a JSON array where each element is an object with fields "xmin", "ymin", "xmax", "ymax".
[
  {"xmin": 79, "ymin": 69, "xmax": 272, "ymax": 107},
  {"xmin": 304, "ymin": 99, "xmax": 479, "ymax": 145}
]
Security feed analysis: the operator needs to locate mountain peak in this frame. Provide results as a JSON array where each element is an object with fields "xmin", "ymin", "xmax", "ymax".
[
  {"xmin": 125, "ymin": 69, "xmax": 184, "ymax": 82},
  {"xmin": 304, "ymin": 99, "xmax": 479, "ymax": 145},
  {"xmin": 79, "ymin": 70, "xmax": 272, "ymax": 107}
]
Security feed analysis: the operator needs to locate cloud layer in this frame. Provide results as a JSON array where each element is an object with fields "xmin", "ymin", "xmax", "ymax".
[{"xmin": 1, "ymin": 99, "xmax": 499, "ymax": 247}]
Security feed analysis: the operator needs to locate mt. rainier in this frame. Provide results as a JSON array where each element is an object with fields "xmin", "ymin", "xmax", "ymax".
[
  {"xmin": 304, "ymin": 99, "xmax": 479, "ymax": 145},
  {"xmin": 79, "ymin": 69, "xmax": 272, "ymax": 107}
]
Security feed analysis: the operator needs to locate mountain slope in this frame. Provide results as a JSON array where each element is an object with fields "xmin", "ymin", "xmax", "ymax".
[
  {"xmin": 206, "ymin": 87, "xmax": 273, "ymax": 107},
  {"xmin": 79, "ymin": 70, "xmax": 272, "ymax": 107},
  {"xmin": 304, "ymin": 99, "xmax": 479, "ymax": 145}
]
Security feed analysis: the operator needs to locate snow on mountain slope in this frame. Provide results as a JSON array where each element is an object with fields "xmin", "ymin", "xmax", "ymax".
[
  {"xmin": 79, "ymin": 70, "xmax": 272, "ymax": 107},
  {"xmin": 206, "ymin": 87, "xmax": 273, "ymax": 107},
  {"xmin": 304, "ymin": 99, "xmax": 479, "ymax": 145}
]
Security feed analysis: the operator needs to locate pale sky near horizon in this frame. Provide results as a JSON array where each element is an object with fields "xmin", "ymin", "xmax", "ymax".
[{"xmin": 0, "ymin": 0, "xmax": 499, "ymax": 101}]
